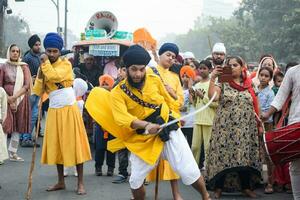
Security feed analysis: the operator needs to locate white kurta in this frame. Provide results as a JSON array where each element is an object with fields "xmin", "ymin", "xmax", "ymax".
[
  {"xmin": 129, "ymin": 128, "xmax": 201, "ymax": 189},
  {"xmin": 271, "ymin": 65, "xmax": 300, "ymax": 199},
  {"xmin": 0, "ymin": 87, "xmax": 8, "ymax": 161}
]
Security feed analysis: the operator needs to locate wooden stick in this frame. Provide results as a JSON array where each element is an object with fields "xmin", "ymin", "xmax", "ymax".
[
  {"xmin": 25, "ymin": 97, "xmax": 43, "ymax": 200},
  {"xmin": 207, "ymin": 35, "xmax": 212, "ymax": 52},
  {"xmin": 154, "ymin": 159, "xmax": 160, "ymax": 200}
]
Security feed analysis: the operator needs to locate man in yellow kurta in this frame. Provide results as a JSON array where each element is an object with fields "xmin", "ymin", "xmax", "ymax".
[
  {"xmin": 33, "ymin": 33, "xmax": 91, "ymax": 195},
  {"xmin": 146, "ymin": 43, "xmax": 184, "ymax": 200},
  {"xmin": 147, "ymin": 43, "xmax": 183, "ymax": 116},
  {"xmin": 86, "ymin": 45, "xmax": 210, "ymax": 200}
]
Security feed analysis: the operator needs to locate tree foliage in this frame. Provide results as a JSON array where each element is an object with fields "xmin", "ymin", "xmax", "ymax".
[
  {"xmin": 1, "ymin": 14, "xmax": 79, "ymax": 58},
  {"xmin": 2, "ymin": 15, "xmax": 31, "ymax": 57},
  {"xmin": 169, "ymin": 0, "xmax": 300, "ymax": 63}
]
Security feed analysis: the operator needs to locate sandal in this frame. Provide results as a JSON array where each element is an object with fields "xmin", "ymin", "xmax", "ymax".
[
  {"xmin": 9, "ymin": 153, "xmax": 24, "ymax": 162},
  {"xmin": 264, "ymin": 184, "xmax": 274, "ymax": 194}
]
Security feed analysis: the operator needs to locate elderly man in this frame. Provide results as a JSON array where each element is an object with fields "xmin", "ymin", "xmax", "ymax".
[
  {"xmin": 86, "ymin": 45, "xmax": 210, "ymax": 200},
  {"xmin": 33, "ymin": 33, "xmax": 91, "ymax": 195},
  {"xmin": 74, "ymin": 53, "xmax": 102, "ymax": 88}
]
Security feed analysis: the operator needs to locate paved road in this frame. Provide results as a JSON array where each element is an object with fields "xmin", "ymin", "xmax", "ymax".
[{"xmin": 0, "ymin": 138, "xmax": 294, "ymax": 200}]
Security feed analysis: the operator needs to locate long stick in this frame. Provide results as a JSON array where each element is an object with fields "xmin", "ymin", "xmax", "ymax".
[
  {"xmin": 25, "ymin": 97, "xmax": 43, "ymax": 200},
  {"xmin": 154, "ymin": 159, "xmax": 160, "ymax": 200},
  {"xmin": 160, "ymin": 92, "xmax": 217, "ymax": 129}
]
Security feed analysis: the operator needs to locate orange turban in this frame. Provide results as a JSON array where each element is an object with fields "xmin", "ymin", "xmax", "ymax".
[
  {"xmin": 180, "ymin": 65, "xmax": 196, "ymax": 80},
  {"xmin": 133, "ymin": 28, "xmax": 157, "ymax": 50},
  {"xmin": 99, "ymin": 74, "xmax": 115, "ymax": 90}
]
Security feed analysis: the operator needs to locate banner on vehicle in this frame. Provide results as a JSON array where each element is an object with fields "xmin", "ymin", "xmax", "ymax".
[{"xmin": 89, "ymin": 44, "xmax": 120, "ymax": 56}]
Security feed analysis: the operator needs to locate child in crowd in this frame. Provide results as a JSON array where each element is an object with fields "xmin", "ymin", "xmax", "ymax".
[
  {"xmin": 94, "ymin": 75, "xmax": 116, "ymax": 176},
  {"xmin": 257, "ymin": 67, "xmax": 275, "ymax": 194},
  {"xmin": 179, "ymin": 65, "xmax": 196, "ymax": 147},
  {"xmin": 191, "ymin": 60, "xmax": 218, "ymax": 169},
  {"xmin": 64, "ymin": 78, "xmax": 88, "ymax": 177},
  {"xmin": 272, "ymin": 71, "xmax": 284, "ymax": 96}
]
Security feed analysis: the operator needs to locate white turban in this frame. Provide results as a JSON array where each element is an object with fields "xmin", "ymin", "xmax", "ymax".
[
  {"xmin": 183, "ymin": 51, "xmax": 195, "ymax": 59},
  {"xmin": 212, "ymin": 43, "xmax": 226, "ymax": 54},
  {"xmin": 73, "ymin": 78, "xmax": 88, "ymax": 97},
  {"xmin": 83, "ymin": 53, "xmax": 94, "ymax": 60}
]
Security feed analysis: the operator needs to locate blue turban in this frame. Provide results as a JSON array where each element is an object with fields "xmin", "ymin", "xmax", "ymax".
[
  {"xmin": 122, "ymin": 45, "xmax": 151, "ymax": 68},
  {"xmin": 43, "ymin": 32, "xmax": 64, "ymax": 51},
  {"xmin": 158, "ymin": 43, "xmax": 179, "ymax": 57}
]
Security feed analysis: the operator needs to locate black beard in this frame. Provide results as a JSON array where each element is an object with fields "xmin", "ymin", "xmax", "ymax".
[
  {"xmin": 49, "ymin": 57, "xmax": 59, "ymax": 64},
  {"xmin": 127, "ymin": 72, "xmax": 145, "ymax": 89},
  {"xmin": 32, "ymin": 49, "xmax": 40, "ymax": 54},
  {"xmin": 213, "ymin": 58, "xmax": 224, "ymax": 65}
]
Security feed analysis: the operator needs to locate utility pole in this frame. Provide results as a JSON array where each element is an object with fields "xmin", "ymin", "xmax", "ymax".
[
  {"xmin": 64, "ymin": 0, "xmax": 67, "ymax": 48},
  {"xmin": 0, "ymin": 0, "xmax": 8, "ymax": 57},
  {"xmin": 0, "ymin": 4, "xmax": 4, "ymax": 56},
  {"xmin": 50, "ymin": 0, "xmax": 61, "ymax": 35}
]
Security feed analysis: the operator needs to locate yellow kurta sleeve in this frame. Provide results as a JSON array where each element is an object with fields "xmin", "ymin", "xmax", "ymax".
[
  {"xmin": 34, "ymin": 58, "xmax": 73, "ymax": 94},
  {"xmin": 41, "ymin": 59, "xmax": 72, "ymax": 83},
  {"xmin": 157, "ymin": 77, "xmax": 176, "ymax": 111},
  {"xmin": 111, "ymin": 88, "xmax": 138, "ymax": 129},
  {"xmin": 85, "ymin": 77, "xmax": 167, "ymax": 165},
  {"xmin": 32, "ymin": 76, "xmax": 43, "ymax": 96},
  {"xmin": 173, "ymin": 75, "xmax": 184, "ymax": 112},
  {"xmin": 147, "ymin": 66, "xmax": 183, "ymax": 116}
]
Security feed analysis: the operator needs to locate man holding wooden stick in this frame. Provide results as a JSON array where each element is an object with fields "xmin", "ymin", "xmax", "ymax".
[
  {"xmin": 86, "ymin": 45, "xmax": 210, "ymax": 200},
  {"xmin": 32, "ymin": 32, "xmax": 91, "ymax": 195}
]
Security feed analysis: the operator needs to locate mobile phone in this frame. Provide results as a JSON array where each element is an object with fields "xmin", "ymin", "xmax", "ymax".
[{"xmin": 219, "ymin": 65, "xmax": 233, "ymax": 83}]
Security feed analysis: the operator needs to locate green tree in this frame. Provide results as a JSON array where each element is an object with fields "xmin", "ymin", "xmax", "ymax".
[
  {"xmin": 2, "ymin": 15, "xmax": 31, "ymax": 57},
  {"xmin": 167, "ymin": 0, "xmax": 300, "ymax": 63},
  {"xmin": 237, "ymin": 0, "xmax": 300, "ymax": 62}
]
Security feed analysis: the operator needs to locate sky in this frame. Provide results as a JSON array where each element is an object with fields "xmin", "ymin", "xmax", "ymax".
[{"xmin": 7, "ymin": 0, "xmax": 240, "ymax": 44}]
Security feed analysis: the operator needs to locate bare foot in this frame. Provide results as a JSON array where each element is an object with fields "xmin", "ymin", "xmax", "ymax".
[
  {"xmin": 214, "ymin": 189, "xmax": 222, "ymax": 199},
  {"xmin": 243, "ymin": 189, "xmax": 257, "ymax": 198},
  {"xmin": 264, "ymin": 184, "xmax": 274, "ymax": 194},
  {"xmin": 46, "ymin": 183, "xmax": 65, "ymax": 192},
  {"xmin": 174, "ymin": 194, "xmax": 184, "ymax": 200},
  {"xmin": 203, "ymin": 192, "xmax": 211, "ymax": 200},
  {"xmin": 77, "ymin": 183, "xmax": 86, "ymax": 195}
]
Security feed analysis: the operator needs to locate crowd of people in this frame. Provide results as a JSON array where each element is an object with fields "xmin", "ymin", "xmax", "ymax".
[{"xmin": 0, "ymin": 32, "xmax": 299, "ymax": 200}]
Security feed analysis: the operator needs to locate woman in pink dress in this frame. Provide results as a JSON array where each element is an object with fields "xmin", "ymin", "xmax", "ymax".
[{"xmin": 0, "ymin": 44, "xmax": 31, "ymax": 162}]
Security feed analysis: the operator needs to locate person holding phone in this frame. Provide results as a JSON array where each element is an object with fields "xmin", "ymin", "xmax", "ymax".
[{"xmin": 206, "ymin": 56, "xmax": 262, "ymax": 198}]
